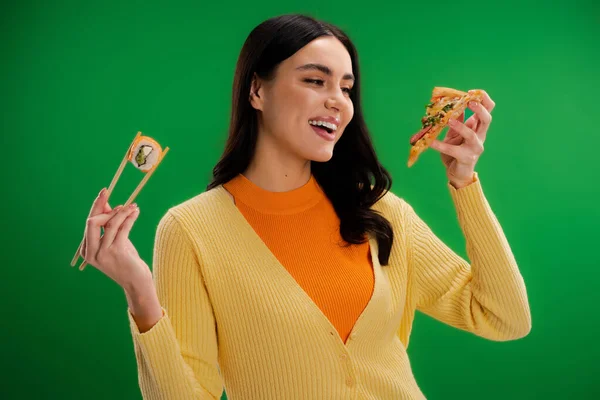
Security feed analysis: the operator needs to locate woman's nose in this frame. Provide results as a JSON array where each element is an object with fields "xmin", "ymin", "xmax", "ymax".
[
  {"xmin": 326, "ymin": 99, "xmax": 340, "ymax": 112},
  {"xmin": 326, "ymin": 90, "xmax": 345, "ymax": 111}
]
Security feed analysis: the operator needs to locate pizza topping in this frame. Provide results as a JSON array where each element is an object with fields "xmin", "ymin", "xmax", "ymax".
[
  {"xmin": 442, "ymin": 103, "xmax": 454, "ymax": 112},
  {"xmin": 420, "ymin": 100, "xmax": 457, "ymax": 128},
  {"xmin": 413, "ymin": 95, "xmax": 462, "ymax": 145},
  {"xmin": 422, "ymin": 112, "xmax": 444, "ymax": 128},
  {"xmin": 410, "ymin": 125, "xmax": 432, "ymax": 146}
]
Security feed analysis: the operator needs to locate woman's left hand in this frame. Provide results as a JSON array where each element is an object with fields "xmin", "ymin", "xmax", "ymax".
[{"xmin": 430, "ymin": 89, "xmax": 495, "ymax": 189}]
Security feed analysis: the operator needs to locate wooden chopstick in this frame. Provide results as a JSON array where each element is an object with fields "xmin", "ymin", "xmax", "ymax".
[
  {"xmin": 78, "ymin": 146, "xmax": 169, "ymax": 271},
  {"xmin": 70, "ymin": 132, "xmax": 142, "ymax": 267}
]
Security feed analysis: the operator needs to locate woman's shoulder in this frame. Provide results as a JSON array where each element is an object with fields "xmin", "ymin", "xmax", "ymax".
[
  {"xmin": 372, "ymin": 189, "xmax": 410, "ymax": 217},
  {"xmin": 160, "ymin": 186, "xmax": 231, "ymax": 227},
  {"xmin": 371, "ymin": 190, "xmax": 419, "ymax": 239}
]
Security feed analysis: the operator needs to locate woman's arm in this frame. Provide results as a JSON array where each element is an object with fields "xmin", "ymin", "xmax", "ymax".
[
  {"xmin": 124, "ymin": 276, "xmax": 163, "ymax": 333},
  {"xmin": 127, "ymin": 211, "xmax": 223, "ymax": 399},
  {"xmin": 408, "ymin": 174, "xmax": 531, "ymax": 341}
]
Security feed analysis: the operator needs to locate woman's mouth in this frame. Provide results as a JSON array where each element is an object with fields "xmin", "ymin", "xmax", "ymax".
[
  {"xmin": 309, "ymin": 121, "xmax": 336, "ymax": 142},
  {"xmin": 310, "ymin": 125, "xmax": 335, "ymax": 141}
]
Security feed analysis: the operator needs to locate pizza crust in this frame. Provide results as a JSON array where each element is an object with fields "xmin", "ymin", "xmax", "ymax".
[
  {"xmin": 408, "ymin": 87, "xmax": 483, "ymax": 167},
  {"xmin": 431, "ymin": 87, "xmax": 468, "ymax": 101}
]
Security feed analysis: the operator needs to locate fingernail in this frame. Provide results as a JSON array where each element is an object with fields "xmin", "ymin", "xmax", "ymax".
[
  {"xmin": 449, "ymin": 119, "xmax": 456, "ymax": 125},
  {"xmin": 99, "ymin": 188, "xmax": 106, "ymax": 197},
  {"xmin": 469, "ymin": 101, "xmax": 477, "ymax": 107},
  {"xmin": 129, "ymin": 203, "xmax": 138, "ymax": 209}
]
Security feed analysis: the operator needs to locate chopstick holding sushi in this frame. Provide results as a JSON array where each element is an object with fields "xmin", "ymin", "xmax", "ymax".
[
  {"xmin": 70, "ymin": 132, "xmax": 169, "ymax": 271},
  {"xmin": 129, "ymin": 135, "xmax": 164, "ymax": 172}
]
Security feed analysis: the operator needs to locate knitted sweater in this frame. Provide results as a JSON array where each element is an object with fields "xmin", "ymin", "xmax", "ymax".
[
  {"xmin": 127, "ymin": 172, "xmax": 531, "ymax": 399},
  {"xmin": 222, "ymin": 173, "xmax": 374, "ymax": 346}
]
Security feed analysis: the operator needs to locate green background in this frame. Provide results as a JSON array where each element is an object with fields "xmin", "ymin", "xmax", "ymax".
[{"xmin": 2, "ymin": 0, "xmax": 598, "ymax": 398}]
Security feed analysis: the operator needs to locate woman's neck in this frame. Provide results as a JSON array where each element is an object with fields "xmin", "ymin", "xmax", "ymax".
[
  {"xmin": 243, "ymin": 162, "xmax": 312, "ymax": 193},
  {"xmin": 243, "ymin": 135, "xmax": 312, "ymax": 192}
]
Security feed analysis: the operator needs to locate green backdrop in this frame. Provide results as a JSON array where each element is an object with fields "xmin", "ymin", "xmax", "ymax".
[{"xmin": 2, "ymin": 0, "xmax": 598, "ymax": 398}]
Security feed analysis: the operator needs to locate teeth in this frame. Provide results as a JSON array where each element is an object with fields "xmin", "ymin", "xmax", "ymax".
[{"xmin": 308, "ymin": 120, "xmax": 338, "ymax": 131}]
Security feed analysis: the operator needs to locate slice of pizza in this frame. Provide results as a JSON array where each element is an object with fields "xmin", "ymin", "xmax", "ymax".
[{"xmin": 407, "ymin": 87, "xmax": 484, "ymax": 167}]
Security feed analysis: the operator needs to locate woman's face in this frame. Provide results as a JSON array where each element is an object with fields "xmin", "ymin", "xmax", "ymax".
[{"xmin": 250, "ymin": 36, "xmax": 355, "ymax": 163}]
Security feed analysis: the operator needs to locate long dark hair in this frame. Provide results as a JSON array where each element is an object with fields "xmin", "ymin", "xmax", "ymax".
[{"xmin": 207, "ymin": 14, "xmax": 394, "ymax": 266}]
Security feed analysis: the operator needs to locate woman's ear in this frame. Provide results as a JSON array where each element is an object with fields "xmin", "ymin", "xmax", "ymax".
[{"xmin": 249, "ymin": 73, "xmax": 264, "ymax": 111}]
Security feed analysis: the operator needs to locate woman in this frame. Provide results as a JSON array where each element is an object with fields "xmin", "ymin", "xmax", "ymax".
[{"xmin": 81, "ymin": 14, "xmax": 531, "ymax": 400}]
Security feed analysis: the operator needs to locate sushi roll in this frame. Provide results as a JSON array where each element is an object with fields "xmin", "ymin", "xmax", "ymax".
[{"xmin": 128, "ymin": 136, "xmax": 163, "ymax": 172}]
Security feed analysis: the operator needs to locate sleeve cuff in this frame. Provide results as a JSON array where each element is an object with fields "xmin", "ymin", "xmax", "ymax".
[
  {"xmin": 446, "ymin": 172, "xmax": 490, "ymax": 221},
  {"xmin": 447, "ymin": 171, "xmax": 481, "ymax": 198},
  {"xmin": 127, "ymin": 307, "xmax": 167, "ymax": 336}
]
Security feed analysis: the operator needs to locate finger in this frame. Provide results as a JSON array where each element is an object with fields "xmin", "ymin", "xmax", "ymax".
[
  {"xmin": 430, "ymin": 140, "xmax": 462, "ymax": 160},
  {"xmin": 465, "ymin": 114, "xmax": 478, "ymax": 130},
  {"xmin": 103, "ymin": 200, "xmax": 113, "ymax": 213},
  {"xmin": 88, "ymin": 188, "xmax": 109, "ymax": 218},
  {"xmin": 467, "ymin": 101, "xmax": 492, "ymax": 141},
  {"xmin": 443, "ymin": 124, "xmax": 465, "ymax": 146},
  {"xmin": 79, "ymin": 202, "xmax": 112, "ymax": 247},
  {"xmin": 84, "ymin": 205, "xmax": 124, "ymax": 262},
  {"xmin": 469, "ymin": 89, "xmax": 496, "ymax": 112},
  {"xmin": 114, "ymin": 206, "xmax": 140, "ymax": 245},
  {"xmin": 444, "ymin": 111, "xmax": 465, "ymax": 141},
  {"xmin": 430, "ymin": 139, "xmax": 481, "ymax": 164},
  {"xmin": 449, "ymin": 117, "xmax": 484, "ymax": 155},
  {"xmin": 444, "ymin": 132, "xmax": 464, "ymax": 146},
  {"xmin": 83, "ymin": 189, "xmax": 110, "ymax": 244},
  {"xmin": 448, "ymin": 118, "xmax": 479, "ymax": 144},
  {"xmin": 83, "ymin": 188, "xmax": 109, "ymax": 239},
  {"xmin": 100, "ymin": 204, "xmax": 138, "ymax": 251},
  {"xmin": 82, "ymin": 199, "xmax": 112, "ymax": 258}
]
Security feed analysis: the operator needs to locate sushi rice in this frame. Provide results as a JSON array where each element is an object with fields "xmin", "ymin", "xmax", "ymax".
[{"xmin": 128, "ymin": 136, "xmax": 163, "ymax": 172}]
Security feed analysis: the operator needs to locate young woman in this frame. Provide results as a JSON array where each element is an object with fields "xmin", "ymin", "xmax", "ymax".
[{"xmin": 81, "ymin": 13, "xmax": 531, "ymax": 400}]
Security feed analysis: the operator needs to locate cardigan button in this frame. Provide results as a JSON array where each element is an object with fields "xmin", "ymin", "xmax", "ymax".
[
  {"xmin": 340, "ymin": 354, "xmax": 347, "ymax": 361},
  {"xmin": 346, "ymin": 377, "xmax": 354, "ymax": 387}
]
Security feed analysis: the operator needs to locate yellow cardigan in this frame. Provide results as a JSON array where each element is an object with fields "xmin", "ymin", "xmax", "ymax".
[{"xmin": 127, "ymin": 173, "xmax": 531, "ymax": 399}]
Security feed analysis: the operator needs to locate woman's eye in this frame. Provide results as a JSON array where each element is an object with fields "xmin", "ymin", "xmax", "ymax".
[
  {"xmin": 304, "ymin": 78, "xmax": 324, "ymax": 85},
  {"xmin": 304, "ymin": 79, "xmax": 353, "ymax": 95}
]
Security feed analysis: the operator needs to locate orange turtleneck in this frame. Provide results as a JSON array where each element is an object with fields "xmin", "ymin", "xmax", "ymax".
[{"xmin": 222, "ymin": 173, "xmax": 373, "ymax": 344}]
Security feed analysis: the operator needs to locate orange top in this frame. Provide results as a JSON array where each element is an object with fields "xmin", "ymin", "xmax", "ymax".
[{"xmin": 223, "ymin": 173, "xmax": 374, "ymax": 344}]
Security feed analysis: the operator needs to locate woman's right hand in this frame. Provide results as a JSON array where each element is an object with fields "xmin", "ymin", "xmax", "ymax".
[{"xmin": 80, "ymin": 188, "xmax": 152, "ymax": 291}]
